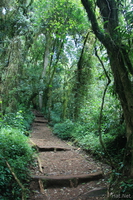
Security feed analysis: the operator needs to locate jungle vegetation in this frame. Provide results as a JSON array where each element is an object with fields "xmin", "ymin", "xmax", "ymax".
[{"xmin": 0, "ymin": 0, "xmax": 133, "ymax": 199}]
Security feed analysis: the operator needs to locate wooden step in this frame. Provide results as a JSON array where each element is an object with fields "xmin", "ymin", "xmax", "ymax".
[
  {"xmin": 34, "ymin": 119, "xmax": 48, "ymax": 123},
  {"xmin": 30, "ymin": 139, "xmax": 76, "ymax": 151},
  {"xmin": 37, "ymin": 146, "xmax": 76, "ymax": 152},
  {"xmin": 35, "ymin": 114, "xmax": 44, "ymax": 117},
  {"xmin": 31, "ymin": 171, "xmax": 103, "ymax": 188},
  {"xmin": 32, "ymin": 110, "xmax": 44, "ymax": 117}
]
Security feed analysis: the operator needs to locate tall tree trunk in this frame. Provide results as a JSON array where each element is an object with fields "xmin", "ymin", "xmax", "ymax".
[
  {"xmin": 81, "ymin": 0, "xmax": 133, "ymax": 176},
  {"xmin": 73, "ymin": 31, "xmax": 90, "ymax": 120},
  {"xmin": 44, "ymin": 37, "xmax": 65, "ymax": 119},
  {"xmin": 109, "ymin": 48, "xmax": 133, "ymax": 175},
  {"xmin": 39, "ymin": 33, "xmax": 51, "ymax": 109}
]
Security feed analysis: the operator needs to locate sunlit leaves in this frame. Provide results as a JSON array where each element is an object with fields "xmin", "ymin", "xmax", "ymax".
[{"xmin": 33, "ymin": 0, "xmax": 89, "ymax": 37}]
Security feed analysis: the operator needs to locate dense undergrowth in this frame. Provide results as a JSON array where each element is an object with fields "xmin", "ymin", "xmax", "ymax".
[
  {"xmin": 0, "ymin": 107, "xmax": 35, "ymax": 200},
  {"xmin": 52, "ymin": 98, "xmax": 126, "ymax": 164},
  {"xmin": 53, "ymin": 119, "xmax": 126, "ymax": 163}
]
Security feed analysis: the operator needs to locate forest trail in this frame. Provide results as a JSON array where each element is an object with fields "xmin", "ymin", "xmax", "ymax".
[{"xmin": 29, "ymin": 111, "xmax": 109, "ymax": 200}]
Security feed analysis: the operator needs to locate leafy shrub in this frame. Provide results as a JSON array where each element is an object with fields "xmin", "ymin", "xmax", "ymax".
[
  {"xmin": 76, "ymin": 132, "xmax": 100, "ymax": 150},
  {"xmin": 53, "ymin": 119, "xmax": 75, "ymax": 140},
  {"xmin": 1, "ymin": 108, "xmax": 35, "ymax": 132},
  {"xmin": 53, "ymin": 120, "xmax": 101, "ymax": 151},
  {"xmin": 53, "ymin": 118, "xmax": 126, "ymax": 164},
  {"xmin": 120, "ymin": 179, "xmax": 133, "ymax": 195},
  {"xmin": 0, "ymin": 127, "xmax": 34, "ymax": 199},
  {"xmin": 103, "ymin": 132, "xmax": 126, "ymax": 162},
  {"xmin": 50, "ymin": 111, "xmax": 61, "ymax": 125}
]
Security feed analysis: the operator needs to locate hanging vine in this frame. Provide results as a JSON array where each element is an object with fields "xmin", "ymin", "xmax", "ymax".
[{"xmin": 95, "ymin": 46, "xmax": 115, "ymax": 169}]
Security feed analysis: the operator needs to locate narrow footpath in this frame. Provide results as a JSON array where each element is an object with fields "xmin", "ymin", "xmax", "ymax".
[{"xmin": 29, "ymin": 111, "xmax": 110, "ymax": 200}]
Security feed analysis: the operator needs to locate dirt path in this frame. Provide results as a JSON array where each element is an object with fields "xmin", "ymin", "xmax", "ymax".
[{"xmin": 29, "ymin": 111, "xmax": 110, "ymax": 200}]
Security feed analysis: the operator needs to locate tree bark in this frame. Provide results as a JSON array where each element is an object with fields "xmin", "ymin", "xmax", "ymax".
[
  {"xmin": 73, "ymin": 31, "xmax": 90, "ymax": 120},
  {"xmin": 44, "ymin": 37, "xmax": 65, "ymax": 119},
  {"xmin": 39, "ymin": 33, "xmax": 52, "ymax": 109}
]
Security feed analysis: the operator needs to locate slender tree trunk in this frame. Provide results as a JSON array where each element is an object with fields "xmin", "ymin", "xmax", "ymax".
[
  {"xmin": 44, "ymin": 37, "xmax": 65, "ymax": 118},
  {"xmin": 39, "ymin": 33, "xmax": 51, "ymax": 109},
  {"xmin": 73, "ymin": 31, "xmax": 90, "ymax": 120},
  {"xmin": 62, "ymin": 75, "xmax": 68, "ymax": 120}
]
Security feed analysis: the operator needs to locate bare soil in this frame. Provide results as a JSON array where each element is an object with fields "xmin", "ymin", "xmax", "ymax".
[{"xmin": 28, "ymin": 111, "xmax": 111, "ymax": 200}]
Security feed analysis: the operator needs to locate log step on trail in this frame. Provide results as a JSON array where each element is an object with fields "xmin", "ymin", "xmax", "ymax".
[
  {"xmin": 37, "ymin": 146, "xmax": 76, "ymax": 152},
  {"xmin": 31, "ymin": 171, "xmax": 103, "ymax": 188},
  {"xmin": 30, "ymin": 139, "xmax": 76, "ymax": 152},
  {"xmin": 34, "ymin": 119, "xmax": 48, "ymax": 123}
]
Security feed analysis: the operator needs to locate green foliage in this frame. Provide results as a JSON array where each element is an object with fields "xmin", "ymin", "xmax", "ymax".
[
  {"xmin": 33, "ymin": 0, "xmax": 89, "ymax": 36},
  {"xmin": 1, "ymin": 0, "xmax": 133, "ymax": 197},
  {"xmin": 120, "ymin": 179, "xmax": 133, "ymax": 195},
  {"xmin": 74, "ymin": 130, "xmax": 100, "ymax": 151},
  {"xmin": 49, "ymin": 111, "xmax": 61, "ymax": 125},
  {"xmin": 53, "ymin": 120, "xmax": 101, "ymax": 150},
  {"xmin": 48, "ymin": 103, "xmax": 63, "ymax": 125},
  {"xmin": 0, "ymin": 106, "xmax": 35, "ymax": 199},
  {"xmin": 1, "ymin": 107, "xmax": 35, "ymax": 132},
  {"xmin": 53, "ymin": 119, "xmax": 75, "ymax": 140},
  {"xmin": 108, "ymin": 171, "xmax": 133, "ymax": 199},
  {"xmin": 0, "ymin": 127, "xmax": 34, "ymax": 199},
  {"xmin": 53, "ymin": 94, "xmax": 126, "ymax": 163}
]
